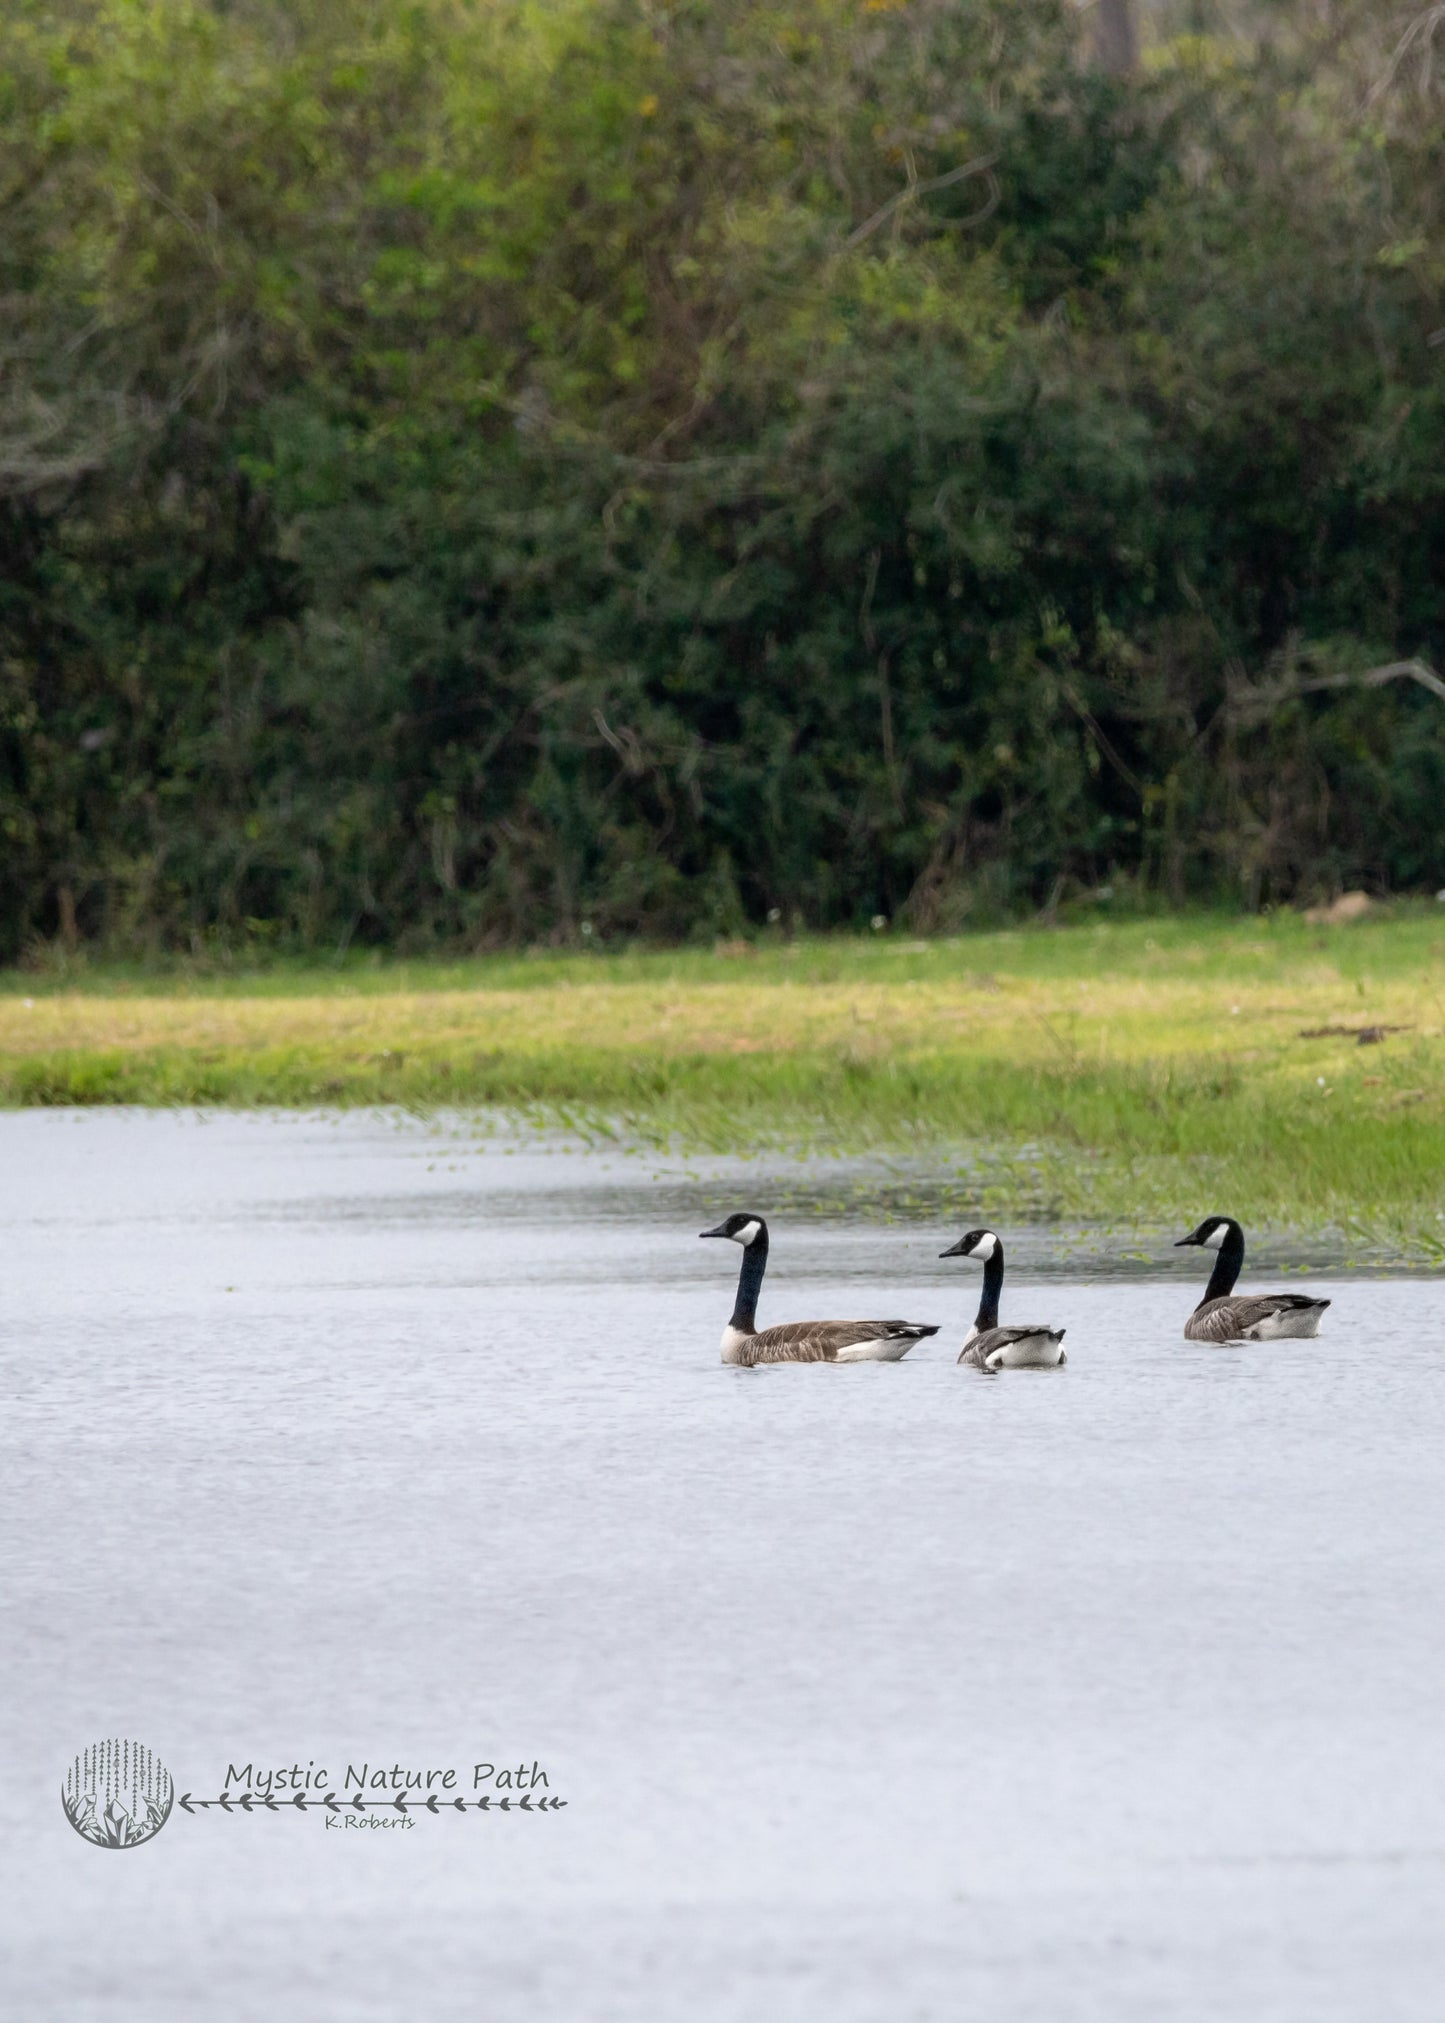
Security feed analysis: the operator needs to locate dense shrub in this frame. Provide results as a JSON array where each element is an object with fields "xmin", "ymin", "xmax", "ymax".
[{"xmin": 2, "ymin": 0, "xmax": 1443, "ymax": 953}]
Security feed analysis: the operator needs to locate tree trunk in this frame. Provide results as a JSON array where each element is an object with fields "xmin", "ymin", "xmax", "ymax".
[
  {"xmin": 56, "ymin": 882, "xmax": 78, "ymax": 951},
  {"xmin": 1092, "ymin": 0, "xmax": 1138, "ymax": 75}
]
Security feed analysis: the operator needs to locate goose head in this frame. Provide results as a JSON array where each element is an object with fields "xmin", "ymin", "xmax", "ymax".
[
  {"xmin": 1174, "ymin": 1216, "xmax": 1240, "ymax": 1250},
  {"xmin": 939, "ymin": 1229, "xmax": 999, "ymax": 1261},
  {"xmin": 700, "ymin": 1212, "xmax": 768, "ymax": 1247}
]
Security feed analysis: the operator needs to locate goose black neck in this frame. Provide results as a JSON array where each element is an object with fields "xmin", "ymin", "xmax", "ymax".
[
  {"xmin": 1201, "ymin": 1223, "xmax": 1244, "ymax": 1306},
  {"xmin": 731, "ymin": 1232, "xmax": 769, "ymax": 1331},
  {"xmin": 975, "ymin": 1245, "xmax": 1004, "ymax": 1331}
]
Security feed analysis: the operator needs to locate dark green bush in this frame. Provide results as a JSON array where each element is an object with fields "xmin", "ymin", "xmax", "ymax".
[{"xmin": 1, "ymin": 0, "xmax": 1443, "ymax": 955}]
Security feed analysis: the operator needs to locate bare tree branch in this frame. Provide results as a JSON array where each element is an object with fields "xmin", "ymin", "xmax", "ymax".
[
  {"xmin": 846, "ymin": 154, "xmax": 1000, "ymax": 250},
  {"xmin": 1367, "ymin": 6, "xmax": 1445, "ymax": 105},
  {"xmin": 1228, "ymin": 657, "xmax": 1445, "ymax": 724},
  {"xmin": 1059, "ymin": 679, "xmax": 1146, "ymax": 794}
]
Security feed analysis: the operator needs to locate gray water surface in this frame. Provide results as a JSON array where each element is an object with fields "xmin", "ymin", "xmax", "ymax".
[{"xmin": 3, "ymin": 1109, "xmax": 1444, "ymax": 2021}]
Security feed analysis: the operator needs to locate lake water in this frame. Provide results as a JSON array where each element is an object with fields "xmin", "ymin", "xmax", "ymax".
[{"xmin": 3, "ymin": 1108, "xmax": 1444, "ymax": 2021}]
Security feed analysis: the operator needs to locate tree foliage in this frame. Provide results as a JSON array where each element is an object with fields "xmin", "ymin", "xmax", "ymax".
[{"xmin": 2, "ymin": 0, "xmax": 1444, "ymax": 953}]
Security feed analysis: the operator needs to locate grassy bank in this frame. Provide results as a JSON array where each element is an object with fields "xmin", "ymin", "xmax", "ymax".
[{"xmin": 4, "ymin": 910, "xmax": 1445, "ymax": 1252}]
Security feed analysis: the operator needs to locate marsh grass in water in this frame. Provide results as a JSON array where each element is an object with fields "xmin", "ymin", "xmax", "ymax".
[{"xmin": 5, "ymin": 912, "xmax": 1445, "ymax": 1256}]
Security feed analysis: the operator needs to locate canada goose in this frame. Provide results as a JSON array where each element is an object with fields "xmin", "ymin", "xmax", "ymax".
[
  {"xmin": 940, "ymin": 1229, "xmax": 1067, "ymax": 1369},
  {"xmin": 1175, "ymin": 1216, "xmax": 1330, "ymax": 1341},
  {"xmin": 699, "ymin": 1213, "xmax": 939, "ymax": 1365}
]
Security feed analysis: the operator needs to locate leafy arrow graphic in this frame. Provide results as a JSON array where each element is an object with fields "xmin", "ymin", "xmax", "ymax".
[{"xmin": 176, "ymin": 1790, "xmax": 568, "ymax": 1815}]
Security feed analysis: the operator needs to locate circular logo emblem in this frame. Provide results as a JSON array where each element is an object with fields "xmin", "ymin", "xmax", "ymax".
[{"xmin": 62, "ymin": 1740, "xmax": 173, "ymax": 1849}]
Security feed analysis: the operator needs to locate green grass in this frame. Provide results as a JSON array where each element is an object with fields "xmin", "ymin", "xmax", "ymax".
[
  {"xmin": 5, "ymin": 906, "xmax": 1445, "ymax": 1255},
  {"xmin": 10, "ymin": 901, "xmax": 1445, "ymax": 994}
]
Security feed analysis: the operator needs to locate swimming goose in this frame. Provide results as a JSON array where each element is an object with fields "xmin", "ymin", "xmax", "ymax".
[
  {"xmin": 940, "ymin": 1229, "xmax": 1067, "ymax": 1369},
  {"xmin": 699, "ymin": 1213, "xmax": 939, "ymax": 1365},
  {"xmin": 1175, "ymin": 1216, "xmax": 1330, "ymax": 1341}
]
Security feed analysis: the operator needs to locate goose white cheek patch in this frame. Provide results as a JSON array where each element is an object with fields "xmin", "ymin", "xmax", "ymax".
[
  {"xmin": 972, "ymin": 1233, "xmax": 998, "ymax": 1260},
  {"xmin": 1202, "ymin": 1225, "xmax": 1227, "ymax": 1249},
  {"xmin": 735, "ymin": 1220, "xmax": 762, "ymax": 1247}
]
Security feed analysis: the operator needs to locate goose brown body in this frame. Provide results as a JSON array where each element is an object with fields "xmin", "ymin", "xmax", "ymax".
[
  {"xmin": 723, "ymin": 1317, "xmax": 939, "ymax": 1367},
  {"xmin": 1183, "ymin": 1292, "xmax": 1329, "ymax": 1343},
  {"xmin": 959, "ymin": 1324, "xmax": 1069, "ymax": 1371}
]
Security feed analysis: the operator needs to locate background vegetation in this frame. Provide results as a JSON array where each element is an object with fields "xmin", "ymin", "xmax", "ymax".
[{"xmin": 4, "ymin": 0, "xmax": 1445, "ymax": 959}]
